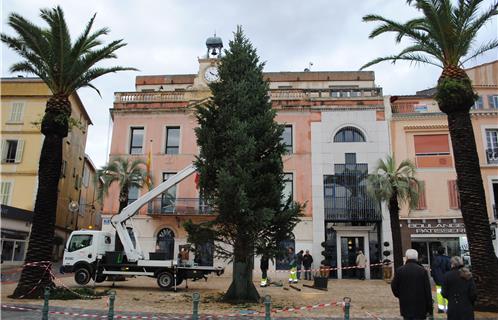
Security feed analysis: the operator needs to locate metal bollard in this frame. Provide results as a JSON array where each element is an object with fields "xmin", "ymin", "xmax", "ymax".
[
  {"xmin": 264, "ymin": 295, "xmax": 272, "ymax": 320},
  {"xmin": 107, "ymin": 291, "xmax": 116, "ymax": 320},
  {"xmin": 192, "ymin": 292, "xmax": 200, "ymax": 320},
  {"xmin": 343, "ymin": 296, "xmax": 351, "ymax": 320},
  {"xmin": 42, "ymin": 287, "xmax": 50, "ymax": 320}
]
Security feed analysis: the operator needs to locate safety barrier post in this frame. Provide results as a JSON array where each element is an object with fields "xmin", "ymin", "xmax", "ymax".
[
  {"xmin": 192, "ymin": 292, "xmax": 200, "ymax": 320},
  {"xmin": 107, "ymin": 291, "xmax": 116, "ymax": 320},
  {"xmin": 42, "ymin": 287, "xmax": 50, "ymax": 320},
  {"xmin": 264, "ymin": 295, "xmax": 272, "ymax": 320},
  {"xmin": 343, "ymin": 297, "xmax": 351, "ymax": 320}
]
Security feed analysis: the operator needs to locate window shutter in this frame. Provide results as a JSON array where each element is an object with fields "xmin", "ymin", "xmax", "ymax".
[
  {"xmin": 417, "ymin": 181, "xmax": 427, "ymax": 209},
  {"xmin": 10, "ymin": 103, "xmax": 24, "ymax": 122},
  {"xmin": 15, "ymin": 140, "xmax": 24, "ymax": 163},
  {"xmin": 1, "ymin": 140, "xmax": 7, "ymax": 163},
  {"xmin": 0, "ymin": 182, "xmax": 12, "ymax": 205},
  {"xmin": 448, "ymin": 180, "xmax": 460, "ymax": 209}
]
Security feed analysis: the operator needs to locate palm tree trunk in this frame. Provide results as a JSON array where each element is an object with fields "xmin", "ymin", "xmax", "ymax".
[
  {"xmin": 388, "ymin": 191, "xmax": 403, "ymax": 270},
  {"xmin": 224, "ymin": 240, "xmax": 260, "ymax": 302},
  {"xmin": 446, "ymin": 111, "xmax": 498, "ymax": 311},
  {"xmin": 11, "ymin": 95, "xmax": 70, "ymax": 298}
]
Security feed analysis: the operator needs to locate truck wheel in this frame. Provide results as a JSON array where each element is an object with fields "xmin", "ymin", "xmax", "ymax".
[
  {"xmin": 157, "ymin": 271, "xmax": 174, "ymax": 290},
  {"xmin": 75, "ymin": 267, "xmax": 91, "ymax": 285}
]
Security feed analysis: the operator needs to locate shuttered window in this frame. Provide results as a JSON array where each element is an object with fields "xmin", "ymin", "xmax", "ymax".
[
  {"xmin": 448, "ymin": 180, "xmax": 460, "ymax": 209},
  {"xmin": 0, "ymin": 182, "xmax": 12, "ymax": 205},
  {"xmin": 414, "ymin": 134, "xmax": 450, "ymax": 155},
  {"xmin": 9, "ymin": 102, "xmax": 24, "ymax": 122},
  {"xmin": 416, "ymin": 181, "xmax": 427, "ymax": 210},
  {"xmin": 1, "ymin": 139, "xmax": 24, "ymax": 163}
]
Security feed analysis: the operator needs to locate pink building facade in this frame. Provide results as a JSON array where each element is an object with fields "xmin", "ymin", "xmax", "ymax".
[{"xmin": 103, "ymin": 37, "xmax": 393, "ymax": 277}]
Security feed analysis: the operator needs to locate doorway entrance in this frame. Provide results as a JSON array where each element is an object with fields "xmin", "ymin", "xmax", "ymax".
[{"xmin": 340, "ymin": 237, "xmax": 364, "ymax": 278}]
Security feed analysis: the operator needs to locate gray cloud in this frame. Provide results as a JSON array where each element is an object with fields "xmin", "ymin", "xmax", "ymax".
[{"xmin": 2, "ymin": 0, "xmax": 497, "ymax": 167}]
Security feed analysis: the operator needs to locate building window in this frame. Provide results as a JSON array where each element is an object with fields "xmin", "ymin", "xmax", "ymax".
[
  {"xmin": 472, "ymin": 96, "xmax": 484, "ymax": 109},
  {"xmin": 345, "ymin": 153, "xmax": 356, "ymax": 164},
  {"xmin": 129, "ymin": 127, "xmax": 144, "ymax": 154},
  {"xmin": 281, "ymin": 125, "xmax": 293, "ymax": 153},
  {"xmin": 282, "ymin": 173, "xmax": 293, "ymax": 203},
  {"xmin": 161, "ymin": 172, "xmax": 177, "ymax": 213},
  {"xmin": 414, "ymin": 134, "xmax": 452, "ymax": 168},
  {"xmin": 128, "ymin": 186, "xmax": 139, "ymax": 204},
  {"xmin": 0, "ymin": 181, "xmax": 12, "ymax": 205},
  {"xmin": 334, "ymin": 126, "xmax": 365, "ymax": 143},
  {"xmin": 9, "ymin": 102, "xmax": 24, "ymax": 122},
  {"xmin": 82, "ymin": 165, "xmax": 90, "ymax": 187},
  {"xmin": 415, "ymin": 181, "xmax": 427, "ymax": 210},
  {"xmin": 165, "ymin": 126, "xmax": 180, "ymax": 154},
  {"xmin": 448, "ymin": 180, "xmax": 460, "ymax": 209},
  {"xmin": 156, "ymin": 228, "xmax": 175, "ymax": 260},
  {"xmin": 276, "ymin": 239, "xmax": 295, "ymax": 270},
  {"xmin": 488, "ymin": 95, "xmax": 498, "ymax": 109},
  {"xmin": 485, "ymin": 129, "xmax": 498, "ymax": 164},
  {"xmin": 1, "ymin": 139, "xmax": 24, "ymax": 163}
]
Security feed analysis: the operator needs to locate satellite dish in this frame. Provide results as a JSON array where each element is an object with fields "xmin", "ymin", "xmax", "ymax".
[{"xmin": 68, "ymin": 201, "xmax": 79, "ymax": 213}]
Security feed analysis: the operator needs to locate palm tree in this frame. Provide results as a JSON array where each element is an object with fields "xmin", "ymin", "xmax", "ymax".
[
  {"xmin": 1, "ymin": 6, "xmax": 135, "ymax": 298},
  {"xmin": 368, "ymin": 156, "xmax": 421, "ymax": 270},
  {"xmin": 97, "ymin": 157, "xmax": 150, "ymax": 213},
  {"xmin": 361, "ymin": 0, "xmax": 498, "ymax": 310}
]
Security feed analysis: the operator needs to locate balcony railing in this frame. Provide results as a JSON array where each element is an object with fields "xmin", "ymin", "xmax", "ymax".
[
  {"xmin": 147, "ymin": 197, "xmax": 213, "ymax": 215},
  {"xmin": 391, "ymin": 104, "xmax": 430, "ymax": 113},
  {"xmin": 324, "ymin": 164, "xmax": 382, "ymax": 222},
  {"xmin": 115, "ymin": 91, "xmax": 187, "ymax": 103},
  {"xmin": 486, "ymin": 148, "xmax": 498, "ymax": 164}
]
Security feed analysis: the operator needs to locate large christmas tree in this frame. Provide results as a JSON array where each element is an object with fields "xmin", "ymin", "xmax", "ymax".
[{"xmin": 185, "ymin": 27, "xmax": 302, "ymax": 301}]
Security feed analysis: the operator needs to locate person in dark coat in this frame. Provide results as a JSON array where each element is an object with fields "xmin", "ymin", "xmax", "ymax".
[
  {"xmin": 260, "ymin": 254, "xmax": 269, "ymax": 287},
  {"xmin": 296, "ymin": 250, "xmax": 304, "ymax": 280},
  {"xmin": 431, "ymin": 246, "xmax": 451, "ymax": 312},
  {"xmin": 391, "ymin": 249, "xmax": 433, "ymax": 320},
  {"xmin": 441, "ymin": 256, "xmax": 476, "ymax": 320},
  {"xmin": 302, "ymin": 250, "xmax": 313, "ymax": 280}
]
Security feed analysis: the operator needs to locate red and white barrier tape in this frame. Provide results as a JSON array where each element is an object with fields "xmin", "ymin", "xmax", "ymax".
[{"xmin": 274, "ymin": 262, "xmax": 391, "ymax": 273}]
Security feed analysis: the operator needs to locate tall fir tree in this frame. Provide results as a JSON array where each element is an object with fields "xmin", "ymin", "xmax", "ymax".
[{"xmin": 185, "ymin": 27, "xmax": 302, "ymax": 302}]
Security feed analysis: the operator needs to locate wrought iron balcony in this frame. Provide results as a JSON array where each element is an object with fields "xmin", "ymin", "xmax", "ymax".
[
  {"xmin": 324, "ymin": 164, "xmax": 382, "ymax": 222},
  {"xmin": 147, "ymin": 197, "xmax": 213, "ymax": 215},
  {"xmin": 486, "ymin": 148, "xmax": 498, "ymax": 164}
]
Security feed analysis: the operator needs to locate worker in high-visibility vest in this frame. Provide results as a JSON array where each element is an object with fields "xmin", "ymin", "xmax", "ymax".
[
  {"xmin": 431, "ymin": 247, "xmax": 451, "ymax": 313},
  {"xmin": 287, "ymin": 247, "xmax": 298, "ymax": 284},
  {"xmin": 260, "ymin": 254, "xmax": 269, "ymax": 287}
]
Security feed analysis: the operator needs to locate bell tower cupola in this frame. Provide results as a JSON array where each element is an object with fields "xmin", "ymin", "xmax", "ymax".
[{"xmin": 205, "ymin": 33, "xmax": 223, "ymax": 59}]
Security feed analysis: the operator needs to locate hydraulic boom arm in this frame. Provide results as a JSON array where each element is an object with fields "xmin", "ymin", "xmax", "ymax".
[{"xmin": 111, "ymin": 164, "xmax": 196, "ymax": 262}]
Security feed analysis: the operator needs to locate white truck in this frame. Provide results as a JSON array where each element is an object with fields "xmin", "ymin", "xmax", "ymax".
[{"xmin": 62, "ymin": 164, "xmax": 224, "ymax": 290}]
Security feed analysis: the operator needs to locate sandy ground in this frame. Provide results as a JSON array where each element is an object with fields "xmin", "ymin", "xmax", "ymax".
[{"xmin": 1, "ymin": 273, "xmax": 498, "ymax": 319}]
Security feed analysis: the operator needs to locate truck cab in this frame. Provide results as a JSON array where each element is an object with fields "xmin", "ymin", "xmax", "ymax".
[{"xmin": 63, "ymin": 230, "xmax": 114, "ymax": 284}]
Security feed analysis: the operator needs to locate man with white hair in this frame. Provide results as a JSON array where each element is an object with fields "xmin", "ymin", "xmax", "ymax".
[{"xmin": 391, "ymin": 249, "xmax": 433, "ymax": 320}]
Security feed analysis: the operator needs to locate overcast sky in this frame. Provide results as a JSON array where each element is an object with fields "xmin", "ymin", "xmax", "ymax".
[{"xmin": 2, "ymin": 0, "xmax": 497, "ymax": 167}]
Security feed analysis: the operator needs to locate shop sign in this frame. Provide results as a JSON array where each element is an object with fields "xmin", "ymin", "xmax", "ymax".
[{"xmin": 407, "ymin": 222, "xmax": 466, "ymax": 234}]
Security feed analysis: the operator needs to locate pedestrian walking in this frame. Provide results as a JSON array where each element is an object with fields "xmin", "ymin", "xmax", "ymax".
[
  {"xmin": 260, "ymin": 253, "xmax": 269, "ymax": 287},
  {"xmin": 356, "ymin": 250, "xmax": 367, "ymax": 280},
  {"xmin": 391, "ymin": 249, "xmax": 433, "ymax": 320},
  {"xmin": 296, "ymin": 250, "xmax": 304, "ymax": 280},
  {"xmin": 302, "ymin": 250, "xmax": 313, "ymax": 280},
  {"xmin": 287, "ymin": 247, "xmax": 298, "ymax": 283},
  {"xmin": 441, "ymin": 256, "xmax": 476, "ymax": 320},
  {"xmin": 431, "ymin": 246, "xmax": 451, "ymax": 313}
]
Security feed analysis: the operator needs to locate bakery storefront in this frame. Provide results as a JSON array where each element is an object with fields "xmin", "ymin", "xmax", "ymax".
[{"xmin": 400, "ymin": 218, "xmax": 469, "ymax": 267}]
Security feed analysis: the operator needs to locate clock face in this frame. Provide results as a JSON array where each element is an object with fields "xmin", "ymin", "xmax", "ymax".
[{"xmin": 204, "ymin": 66, "xmax": 220, "ymax": 82}]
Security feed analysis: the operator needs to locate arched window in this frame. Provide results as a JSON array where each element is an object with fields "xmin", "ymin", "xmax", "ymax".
[
  {"xmin": 156, "ymin": 228, "xmax": 175, "ymax": 259},
  {"xmin": 334, "ymin": 126, "xmax": 365, "ymax": 143}
]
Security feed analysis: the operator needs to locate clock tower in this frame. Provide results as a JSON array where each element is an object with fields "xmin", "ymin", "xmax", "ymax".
[{"xmin": 193, "ymin": 34, "xmax": 223, "ymax": 88}]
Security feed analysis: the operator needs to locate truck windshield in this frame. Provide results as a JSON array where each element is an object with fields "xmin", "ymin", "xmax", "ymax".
[{"xmin": 68, "ymin": 235, "xmax": 93, "ymax": 252}]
